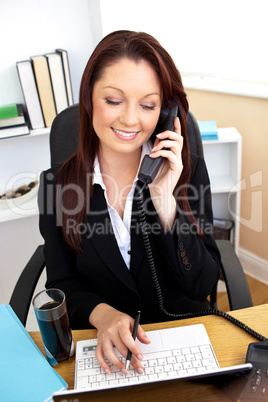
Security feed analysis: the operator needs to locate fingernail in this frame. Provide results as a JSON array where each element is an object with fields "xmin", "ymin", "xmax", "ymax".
[
  {"xmin": 137, "ymin": 354, "xmax": 143, "ymax": 361},
  {"xmin": 145, "ymin": 336, "xmax": 151, "ymax": 343},
  {"xmin": 122, "ymin": 368, "xmax": 128, "ymax": 375},
  {"xmin": 152, "ymin": 146, "xmax": 157, "ymax": 151},
  {"xmin": 156, "ymin": 133, "xmax": 162, "ymax": 138},
  {"xmin": 105, "ymin": 368, "xmax": 111, "ymax": 375},
  {"xmin": 137, "ymin": 367, "xmax": 144, "ymax": 374}
]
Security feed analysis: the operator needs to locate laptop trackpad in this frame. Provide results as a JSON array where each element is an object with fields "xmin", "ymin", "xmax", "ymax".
[{"xmin": 136, "ymin": 324, "xmax": 209, "ymax": 354}]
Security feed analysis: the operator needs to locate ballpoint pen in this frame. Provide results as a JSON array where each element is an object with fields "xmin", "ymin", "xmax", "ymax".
[{"xmin": 125, "ymin": 311, "xmax": 141, "ymax": 371}]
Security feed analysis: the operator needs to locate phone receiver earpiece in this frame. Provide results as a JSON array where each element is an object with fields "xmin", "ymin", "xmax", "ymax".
[{"xmin": 138, "ymin": 104, "xmax": 178, "ymax": 184}]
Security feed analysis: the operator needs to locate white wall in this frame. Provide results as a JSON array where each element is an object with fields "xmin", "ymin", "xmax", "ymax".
[
  {"xmin": 2, "ymin": 0, "xmax": 267, "ymax": 106},
  {"xmin": 99, "ymin": 0, "xmax": 268, "ymax": 98},
  {"xmin": 0, "ymin": 0, "xmax": 103, "ymax": 106}
]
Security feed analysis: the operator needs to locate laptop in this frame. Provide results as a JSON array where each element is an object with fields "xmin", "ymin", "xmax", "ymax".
[{"xmin": 53, "ymin": 324, "xmax": 252, "ymax": 401}]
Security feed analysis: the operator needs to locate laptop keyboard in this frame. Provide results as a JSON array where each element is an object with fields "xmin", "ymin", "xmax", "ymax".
[{"xmin": 76, "ymin": 341, "xmax": 219, "ymax": 390}]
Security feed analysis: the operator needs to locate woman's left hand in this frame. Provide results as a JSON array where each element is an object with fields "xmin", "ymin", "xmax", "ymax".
[{"xmin": 148, "ymin": 116, "xmax": 183, "ymax": 231}]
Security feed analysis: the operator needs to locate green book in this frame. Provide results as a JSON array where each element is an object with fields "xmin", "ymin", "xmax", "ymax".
[
  {"xmin": 0, "ymin": 104, "xmax": 26, "ymax": 129},
  {"xmin": 0, "ymin": 104, "xmax": 20, "ymax": 120}
]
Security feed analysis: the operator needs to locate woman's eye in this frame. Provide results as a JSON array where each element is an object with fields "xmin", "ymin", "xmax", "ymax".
[
  {"xmin": 105, "ymin": 99, "xmax": 121, "ymax": 106},
  {"xmin": 141, "ymin": 104, "xmax": 155, "ymax": 111}
]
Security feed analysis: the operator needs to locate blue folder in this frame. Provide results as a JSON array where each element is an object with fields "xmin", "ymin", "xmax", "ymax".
[{"xmin": 0, "ymin": 304, "xmax": 68, "ymax": 402}]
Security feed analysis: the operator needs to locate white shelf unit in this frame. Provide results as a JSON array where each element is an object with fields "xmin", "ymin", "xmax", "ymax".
[
  {"xmin": 202, "ymin": 127, "xmax": 242, "ymax": 251},
  {"xmin": 0, "ymin": 128, "xmax": 50, "ymax": 325}
]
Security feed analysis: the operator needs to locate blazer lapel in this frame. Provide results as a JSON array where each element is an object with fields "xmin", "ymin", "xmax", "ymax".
[{"xmin": 85, "ymin": 185, "xmax": 139, "ymax": 294}]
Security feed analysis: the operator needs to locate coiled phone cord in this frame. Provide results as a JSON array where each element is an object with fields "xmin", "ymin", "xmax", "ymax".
[{"xmin": 136, "ymin": 183, "xmax": 267, "ymax": 342}]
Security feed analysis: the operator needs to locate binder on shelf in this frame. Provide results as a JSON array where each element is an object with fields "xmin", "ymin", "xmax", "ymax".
[
  {"xmin": 31, "ymin": 55, "xmax": 57, "ymax": 127},
  {"xmin": 56, "ymin": 49, "xmax": 74, "ymax": 106},
  {"xmin": 46, "ymin": 53, "xmax": 68, "ymax": 114},
  {"xmin": 0, "ymin": 304, "xmax": 68, "ymax": 402},
  {"xmin": 0, "ymin": 104, "xmax": 27, "ymax": 128},
  {"xmin": 198, "ymin": 120, "xmax": 219, "ymax": 140},
  {"xmin": 16, "ymin": 61, "xmax": 45, "ymax": 130}
]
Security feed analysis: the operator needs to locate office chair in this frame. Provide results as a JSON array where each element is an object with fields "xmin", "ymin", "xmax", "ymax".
[{"xmin": 9, "ymin": 105, "xmax": 253, "ymax": 326}]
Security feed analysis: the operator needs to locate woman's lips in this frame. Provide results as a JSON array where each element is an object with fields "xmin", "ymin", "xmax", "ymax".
[{"xmin": 112, "ymin": 127, "xmax": 140, "ymax": 140}]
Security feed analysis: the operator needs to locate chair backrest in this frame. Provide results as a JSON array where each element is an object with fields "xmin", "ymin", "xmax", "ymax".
[
  {"xmin": 50, "ymin": 104, "xmax": 80, "ymax": 167},
  {"xmin": 50, "ymin": 104, "xmax": 203, "ymax": 167},
  {"xmin": 187, "ymin": 110, "xmax": 204, "ymax": 158}
]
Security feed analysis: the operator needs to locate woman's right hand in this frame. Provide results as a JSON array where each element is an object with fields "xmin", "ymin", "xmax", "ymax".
[{"xmin": 89, "ymin": 303, "xmax": 151, "ymax": 375}]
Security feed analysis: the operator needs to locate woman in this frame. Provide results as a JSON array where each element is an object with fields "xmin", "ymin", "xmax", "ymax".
[{"xmin": 39, "ymin": 30, "xmax": 221, "ymax": 375}]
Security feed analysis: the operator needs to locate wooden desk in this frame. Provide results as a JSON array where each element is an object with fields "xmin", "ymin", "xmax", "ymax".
[{"xmin": 30, "ymin": 304, "xmax": 268, "ymax": 402}]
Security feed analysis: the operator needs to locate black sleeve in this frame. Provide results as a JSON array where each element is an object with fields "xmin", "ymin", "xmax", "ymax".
[{"xmin": 38, "ymin": 169, "xmax": 105, "ymax": 329}]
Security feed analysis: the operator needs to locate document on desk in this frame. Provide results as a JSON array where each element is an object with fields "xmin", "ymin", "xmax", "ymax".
[{"xmin": 0, "ymin": 304, "xmax": 67, "ymax": 402}]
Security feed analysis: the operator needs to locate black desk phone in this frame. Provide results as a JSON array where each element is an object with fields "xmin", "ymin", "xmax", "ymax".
[
  {"xmin": 238, "ymin": 341, "xmax": 268, "ymax": 401},
  {"xmin": 221, "ymin": 341, "xmax": 268, "ymax": 401}
]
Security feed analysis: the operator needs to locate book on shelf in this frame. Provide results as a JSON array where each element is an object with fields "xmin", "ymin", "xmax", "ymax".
[
  {"xmin": 0, "ymin": 103, "xmax": 21, "ymax": 119},
  {"xmin": 16, "ymin": 49, "xmax": 74, "ymax": 130},
  {"xmin": 16, "ymin": 61, "xmax": 45, "ymax": 130},
  {"xmin": 56, "ymin": 49, "xmax": 74, "ymax": 106},
  {"xmin": 0, "ymin": 304, "xmax": 68, "ymax": 402},
  {"xmin": 0, "ymin": 124, "xmax": 30, "ymax": 140},
  {"xmin": 31, "ymin": 55, "xmax": 57, "ymax": 128},
  {"xmin": 46, "ymin": 53, "xmax": 68, "ymax": 114},
  {"xmin": 198, "ymin": 120, "xmax": 219, "ymax": 140},
  {"xmin": 0, "ymin": 104, "xmax": 28, "ymax": 128}
]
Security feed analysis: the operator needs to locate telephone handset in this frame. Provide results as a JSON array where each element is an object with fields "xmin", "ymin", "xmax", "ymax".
[{"xmin": 138, "ymin": 103, "xmax": 179, "ymax": 184}]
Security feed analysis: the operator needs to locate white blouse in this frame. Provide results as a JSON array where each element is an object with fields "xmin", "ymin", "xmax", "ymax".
[{"xmin": 92, "ymin": 142, "xmax": 152, "ymax": 269}]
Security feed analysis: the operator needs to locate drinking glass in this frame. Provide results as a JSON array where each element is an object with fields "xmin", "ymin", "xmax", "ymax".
[{"xmin": 33, "ymin": 288, "xmax": 74, "ymax": 366}]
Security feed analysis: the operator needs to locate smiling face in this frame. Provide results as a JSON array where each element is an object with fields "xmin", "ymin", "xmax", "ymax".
[{"xmin": 92, "ymin": 58, "xmax": 162, "ymax": 160}]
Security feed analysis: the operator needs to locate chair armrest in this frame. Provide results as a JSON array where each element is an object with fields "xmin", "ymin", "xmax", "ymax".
[
  {"xmin": 9, "ymin": 245, "xmax": 46, "ymax": 326},
  {"xmin": 216, "ymin": 240, "xmax": 253, "ymax": 310}
]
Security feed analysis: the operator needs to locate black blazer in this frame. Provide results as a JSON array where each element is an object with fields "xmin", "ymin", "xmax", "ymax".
[{"xmin": 38, "ymin": 154, "xmax": 221, "ymax": 329}]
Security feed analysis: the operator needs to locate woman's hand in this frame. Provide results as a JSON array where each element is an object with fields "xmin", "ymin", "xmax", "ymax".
[
  {"xmin": 148, "ymin": 117, "xmax": 183, "ymax": 231},
  {"xmin": 89, "ymin": 303, "xmax": 151, "ymax": 375}
]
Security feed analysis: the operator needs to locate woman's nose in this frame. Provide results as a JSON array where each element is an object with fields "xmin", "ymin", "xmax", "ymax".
[{"xmin": 119, "ymin": 104, "xmax": 139, "ymax": 127}]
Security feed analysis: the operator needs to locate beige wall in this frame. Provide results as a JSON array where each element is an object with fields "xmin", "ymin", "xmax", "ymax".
[{"xmin": 186, "ymin": 89, "xmax": 268, "ymax": 261}]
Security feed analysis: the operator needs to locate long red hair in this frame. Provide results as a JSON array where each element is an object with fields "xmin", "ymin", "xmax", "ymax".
[{"xmin": 57, "ymin": 30, "xmax": 195, "ymax": 250}]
